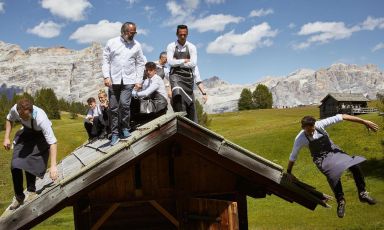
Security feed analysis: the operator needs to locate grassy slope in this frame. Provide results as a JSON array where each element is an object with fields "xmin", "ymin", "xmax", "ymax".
[
  {"xmin": 209, "ymin": 107, "xmax": 384, "ymax": 230},
  {"xmin": 0, "ymin": 108, "xmax": 383, "ymax": 229}
]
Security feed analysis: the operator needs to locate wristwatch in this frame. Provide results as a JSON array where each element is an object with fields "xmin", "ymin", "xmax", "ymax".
[{"xmin": 202, "ymin": 92, "xmax": 207, "ymax": 95}]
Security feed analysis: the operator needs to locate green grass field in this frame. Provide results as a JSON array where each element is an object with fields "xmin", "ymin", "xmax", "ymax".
[{"xmin": 1, "ymin": 108, "xmax": 383, "ymax": 229}]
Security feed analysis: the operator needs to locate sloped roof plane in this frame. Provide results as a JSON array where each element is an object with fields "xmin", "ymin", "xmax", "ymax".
[{"xmin": 0, "ymin": 113, "xmax": 327, "ymax": 229}]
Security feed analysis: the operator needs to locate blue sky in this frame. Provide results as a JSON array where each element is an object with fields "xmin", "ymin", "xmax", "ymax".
[{"xmin": 0, "ymin": 0, "xmax": 383, "ymax": 84}]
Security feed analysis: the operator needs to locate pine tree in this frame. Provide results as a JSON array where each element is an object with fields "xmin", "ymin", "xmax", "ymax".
[
  {"xmin": 195, "ymin": 99, "xmax": 211, "ymax": 127},
  {"xmin": 238, "ymin": 88, "xmax": 254, "ymax": 110},
  {"xmin": 252, "ymin": 84, "xmax": 273, "ymax": 109},
  {"xmin": 35, "ymin": 88, "xmax": 60, "ymax": 119}
]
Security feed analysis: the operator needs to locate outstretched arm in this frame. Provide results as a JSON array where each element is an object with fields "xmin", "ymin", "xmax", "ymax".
[{"xmin": 341, "ymin": 114, "xmax": 379, "ymax": 132}]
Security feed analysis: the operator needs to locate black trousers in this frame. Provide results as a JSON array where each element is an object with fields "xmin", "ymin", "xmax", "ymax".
[
  {"xmin": 330, "ymin": 164, "xmax": 366, "ymax": 201},
  {"xmin": 84, "ymin": 116, "xmax": 108, "ymax": 139},
  {"xmin": 172, "ymin": 95, "xmax": 197, "ymax": 122},
  {"xmin": 11, "ymin": 168, "xmax": 36, "ymax": 201}
]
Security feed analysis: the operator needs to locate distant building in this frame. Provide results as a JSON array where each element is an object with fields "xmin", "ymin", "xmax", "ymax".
[{"xmin": 319, "ymin": 93, "xmax": 370, "ymax": 118}]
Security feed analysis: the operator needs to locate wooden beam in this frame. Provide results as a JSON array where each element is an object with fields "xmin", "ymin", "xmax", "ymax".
[
  {"xmin": 91, "ymin": 203, "xmax": 120, "ymax": 230},
  {"xmin": 149, "ymin": 200, "xmax": 180, "ymax": 228}
]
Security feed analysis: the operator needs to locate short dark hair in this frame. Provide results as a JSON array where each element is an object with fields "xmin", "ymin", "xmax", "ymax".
[
  {"xmin": 16, "ymin": 98, "xmax": 33, "ymax": 113},
  {"xmin": 301, "ymin": 116, "xmax": 316, "ymax": 128},
  {"xmin": 87, "ymin": 97, "xmax": 96, "ymax": 104},
  {"xmin": 145, "ymin": 61, "xmax": 156, "ymax": 71},
  {"xmin": 176, "ymin": 24, "xmax": 188, "ymax": 34},
  {"xmin": 159, "ymin": 51, "xmax": 167, "ymax": 59},
  {"xmin": 121, "ymin": 22, "xmax": 136, "ymax": 34}
]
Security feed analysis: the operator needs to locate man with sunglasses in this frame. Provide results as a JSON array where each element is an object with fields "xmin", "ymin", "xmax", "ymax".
[{"xmin": 102, "ymin": 22, "xmax": 146, "ymax": 145}]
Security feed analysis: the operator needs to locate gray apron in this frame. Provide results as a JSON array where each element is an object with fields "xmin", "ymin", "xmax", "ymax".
[
  {"xmin": 169, "ymin": 45, "xmax": 196, "ymax": 121},
  {"xmin": 11, "ymin": 119, "xmax": 50, "ymax": 178},
  {"xmin": 305, "ymin": 128, "xmax": 366, "ymax": 187},
  {"xmin": 156, "ymin": 65, "xmax": 166, "ymax": 80}
]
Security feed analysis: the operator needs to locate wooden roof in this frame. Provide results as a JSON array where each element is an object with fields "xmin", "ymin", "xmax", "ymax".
[
  {"xmin": 321, "ymin": 93, "xmax": 369, "ymax": 102},
  {"xmin": 0, "ymin": 112, "xmax": 327, "ymax": 229}
]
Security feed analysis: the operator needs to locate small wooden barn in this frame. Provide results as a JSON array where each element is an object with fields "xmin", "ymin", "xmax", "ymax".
[
  {"xmin": 0, "ymin": 113, "xmax": 326, "ymax": 230},
  {"xmin": 319, "ymin": 93, "xmax": 370, "ymax": 118}
]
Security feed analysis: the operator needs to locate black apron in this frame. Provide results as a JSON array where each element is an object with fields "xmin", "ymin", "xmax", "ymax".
[
  {"xmin": 305, "ymin": 128, "xmax": 365, "ymax": 187},
  {"xmin": 169, "ymin": 45, "xmax": 195, "ymax": 107},
  {"xmin": 11, "ymin": 119, "xmax": 50, "ymax": 178}
]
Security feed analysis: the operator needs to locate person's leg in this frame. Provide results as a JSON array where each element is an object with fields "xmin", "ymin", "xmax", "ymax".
[
  {"xmin": 350, "ymin": 165, "xmax": 376, "ymax": 204},
  {"xmin": 327, "ymin": 178, "xmax": 345, "ymax": 218},
  {"xmin": 186, "ymin": 101, "xmax": 198, "ymax": 122},
  {"xmin": 11, "ymin": 168, "xmax": 25, "ymax": 202},
  {"xmin": 109, "ymin": 85, "xmax": 121, "ymax": 136},
  {"xmin": 171, "ymin": 95, "xmax": 183, "ymax": 112},
  {"xmin": 120, "ymin": 84, "xmax": 134, "ymax": 138},
  {"xmin": 25, "ymin": 171, "xmax": 36, "ymax": 193},
  {"xmin": 84, "ymin": 121, "xmax": 93, "ymax": 139},
  {"xmin": 349, "ymin": 165, "xmax": 366, "ymax": 193}
]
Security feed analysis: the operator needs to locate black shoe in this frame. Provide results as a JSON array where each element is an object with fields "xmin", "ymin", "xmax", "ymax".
[
  {"xmin": 359, "ymin": 191, "xmax": 376, "ymax": 205},
  {"xmin": 337, "ymin": 199, "xmax": 346, "ymax": 218}
]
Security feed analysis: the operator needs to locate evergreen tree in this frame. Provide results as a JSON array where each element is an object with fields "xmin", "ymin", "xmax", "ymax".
[
  {"xmin": 34, "ymin": 88, "xmax": 60, "ymax": 119},
  {"xmin": 0, "ymin": 93, "xmax": 10, "ymax": 131},
  {"xmin": 252, "ymin": 84, "xmax": 273, "ymax": 109},
  {"xmin": 238, "ymin": 88, "xmax": 254, "ymax": 110},
  {"xmin": 195, "ymin": 99, "xmax": 211, "ymax": 127}
]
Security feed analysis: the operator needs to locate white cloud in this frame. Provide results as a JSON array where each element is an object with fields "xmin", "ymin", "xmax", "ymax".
[
  {"xmin": 41, "ymin": 0, "xmax": 92, "ymax": 21},
  {"xmin": 27, "ymin": 21, "xmax": 63, "ymax": 38},
  {"xmin": 288, "ymin": 23, "xmax": 296, "ymax": 29},
  {"xmin": 0, "ymin": 1, "xmax": 5, "ymax": 13},
  {"xmin": 126, "ymin": 0, "xmax": 139, "ymax": 7},
  {"xmin": 69, "ymin": 20, "xmax": 148, "ymax": 44},
  {"xmin": 70, "ymin": 20, "xmax": 121, "ymax": 44},
  {"xmin": 189, "ymin": 14, "xmax": 243, "ymax": 32},
  {"xmin": 165, "ymin": 1, "xmax": 193, "ymax": 26},
  {"xmin": 205, "ymin": 0, "xmax": 225, "ymax": 4},
  {"xmin": 141, "ymin": 43, "xmax": 154, "ymax": 53},
  {"xmin": 360, "ymin": 16, "xmax": 384, "ymax": 30},
  {"xmin": 294, "ymin": 21, "xmax": 359, "ymax": 50},
  {"xmin": 206, "ymin": 22, "xmax": 278, "ymax": 56},
  {"xmin": 372, "ymin": 42, "xmax": 384, "ymax": 52},
  {"xmin": 249, "ymin": 8, "xmax": 274, "ymax": 18}
]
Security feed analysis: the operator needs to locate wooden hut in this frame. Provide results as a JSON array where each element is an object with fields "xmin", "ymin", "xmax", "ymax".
[
  {"xmin": 319, "ymin": 93, "xmax": 371, "ymax": 118},
  {"xmin": 0, "ymin": 113, "xmax": 327, "ymax": 230}
]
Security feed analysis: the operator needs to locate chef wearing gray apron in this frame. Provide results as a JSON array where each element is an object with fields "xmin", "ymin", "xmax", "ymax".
[
  {"xmin": 287, "ymin": 114, "xmax": 377, "ymax": 217},
  {"xmin": 4, "ymin": 99, "xmax": 58, "ymax": 209},
  {"xmin": 305, "ymin": 128, "xmax": 366, "ymax": 200},
  {"xmin": 169, "ymin": 45, "xmax": 197, "ymax": 121},
  {"xmin": 166, "ymin": 25, "xmax": 199, "ymax": 122}
]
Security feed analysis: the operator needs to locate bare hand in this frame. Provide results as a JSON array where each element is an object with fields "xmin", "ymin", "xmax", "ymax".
[
  {"xmin": 104, "ymin": 78, "xmax": 112, "ymax": 87},
  {"xmin": 3, "ymin": 138, "xmax": 11, "ymax": 150},
  {"xmin": 364, "ymin": 120, "xmax": 379, "ymax": 132},
  {"xmin": 286, "ymin": 173, "xmax": 298, "ymax": 183},
  {"xmin": 184, "ymin": 59, "xmax": 190, "ymax": 63},
  {"xmin": 134, "ymin": 83, "xmax": 142, "ymax": 91},
  {"xmin": 50, "ymin": 165, "xmax": 58, "ymax": 181}
]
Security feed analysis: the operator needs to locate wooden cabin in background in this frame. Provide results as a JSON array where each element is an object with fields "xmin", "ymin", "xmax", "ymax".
[
  {"xmin": 0, "ymin": 113, "xmax": 327, "ymax": 230},
  {"xmin": 319, "ymin": 93, "xmax": 376, "ymax": 118}
]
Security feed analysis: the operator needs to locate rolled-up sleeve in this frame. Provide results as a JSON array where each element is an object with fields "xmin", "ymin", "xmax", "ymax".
[
  {"xmin": 135, "ymin": 44, "xmax": 146, "ymax": 84},
  {"xmin": 315, "ymin": 114, "xmax": 343, "ymax": 129},
  {"xmin": 289, "ymin": 132, "xmax": 307, "ymax": 162},
  {"xmin": 38, "ymin": 117, "xmax": 57, "ymax": 145},
  {"xmin": 6, "ymin": 105, "xmax": 19, "ymax": 122}
]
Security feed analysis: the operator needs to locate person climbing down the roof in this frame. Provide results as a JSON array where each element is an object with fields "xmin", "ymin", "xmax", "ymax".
[{"xmin": 3, "ymin": 98, "xmax": 58, "ymax": 210}]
